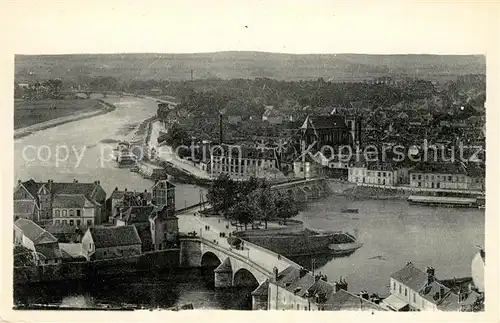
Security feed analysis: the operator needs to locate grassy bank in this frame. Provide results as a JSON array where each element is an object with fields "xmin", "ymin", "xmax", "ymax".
[{"xmin": 14, "ymin": 98, "xmax": 101, "ymax": 129}]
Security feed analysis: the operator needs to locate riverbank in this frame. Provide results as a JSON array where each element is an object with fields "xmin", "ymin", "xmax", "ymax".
[{"xmin": 14, "ymin": 99, "xmax": 116, "ymax": 140}]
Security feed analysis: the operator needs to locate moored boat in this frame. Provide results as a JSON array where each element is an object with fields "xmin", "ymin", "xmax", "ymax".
[{"xmin": 341, "ymin": 208, "xmax": 359, "ymax": 214}]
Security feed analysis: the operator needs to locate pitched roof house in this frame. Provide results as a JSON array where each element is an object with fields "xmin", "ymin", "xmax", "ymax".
[
  {"xmin": 14, "ymin": 218, "xmax": 62, "ymax": 265},
  {"xmin": 81, "ymin": 225, "xmax": 142, "ymax": 260},
  {"xmin": 14, "ymin": 179, "xmax": 106, "ymax": 225}
]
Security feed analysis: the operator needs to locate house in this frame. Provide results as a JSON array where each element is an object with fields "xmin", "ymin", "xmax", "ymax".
[
  {"xmin": 267, "ymin": 266, "xmax": 384, "ymax": 311},
  {"xmin": 81, "ymin": 225, "xmax": 142, "ymax": 260},
  {"xmin": 107, "ymin": 187, "xmax": 151, "ymax": 223},
  {"xmin": 293, "ymin": 153, "xmax": 323, "ymax": 179},
  {"xmin": 43, "ymin": 224, "xmax": 83, "ymax": 243},
  {"xmin": 262, "ymin": 106, "xmax": 284, "ymax": 125},
  {"xmin": 299, "ymin": 115, "xmax": 351, "ymax": 151},
  {"xmin": 14, "ymin": 179, "xmax": 106, "ymax": 225},
  {"xmin": 210, "ymin": 144, "xmax": 280, "ymax": 181},
  {"xmin": 384, "ymin": 262, "xmax": 482, "ymax": 311},
  {"xmin": 348, "ymin": 162, "xmax": 401, "ymax": 186},
  {"xmin": 116, "ymin": 205, "xmax": 157, "ymax": 251},
  {"xmin": 149, "ymin": 205, "xmax": 179, "ymax": 250},
  {"xmin": 409, "ymin": 162, "xmax": 471, "ymax": 190},
  {"xmin": 14, "ymin": 218, "xmax": 62, "ymax": 265},
  {"xmin": 151, "ymin": 180, "xmax": 176, "ymax": 212}
]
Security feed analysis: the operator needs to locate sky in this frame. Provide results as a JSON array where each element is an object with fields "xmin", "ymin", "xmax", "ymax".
[{"xmin": 3, "ymin": 0, "xmax": 499, "ymax": 55}]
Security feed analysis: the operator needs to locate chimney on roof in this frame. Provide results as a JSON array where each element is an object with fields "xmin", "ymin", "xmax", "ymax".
[
  {"xmin": 125, "ymin": 188, "xmax": 127, "ymax": 192},
  {"xmin": 360, "ymin": 290, "xmax": 369, "ymax": 300},
  {"xmin": 426, "ymin": 267, "xmax": 435, "ymax": 284},
  {"xmin": 115, "ymin": 187, "xmax": 118, "ymax": 191},
  {"xmin": 73, "ymin": 179, "xmax": 78, "ymax": 183},
  {"xmin": 273, "ymin": 266, "xmax": 279, "ymax": 282},
  {"xmin": 299, "ymin": 267, "xmax": 308, "ymax": 278},
  {"xmin": 406, "ymin": 261, "xmax": 413, "ymax": 266},
  {"xmin": 440, "ymin": 286, "xmax": 445, "ymax": 299},
  {"xmin": 17, "ymin": 179, "xmax": 21, "ymax": 184}
]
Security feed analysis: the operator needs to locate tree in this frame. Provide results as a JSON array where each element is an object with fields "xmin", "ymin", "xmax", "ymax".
[
  {"xmin": 206, "ymin": 173, "xmax": 237, "ymax": 214},
  {"xmin": 161, "ymin": 122, "xmax": 190, "ymax": 148},
  {"xmin": 249, "ymin": 186, "xmax": 277, "ymax": 229},
  {"xmin": 226, "ymin": 196, "xmax": 259, "ymax": 230},
  {"xmin": 274, "ymin": 192, "xmax": 299, "ymax": 225}
]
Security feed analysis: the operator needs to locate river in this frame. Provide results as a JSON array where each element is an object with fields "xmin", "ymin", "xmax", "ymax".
[{"xmin": 14, "ymin": 95, "xmax": 484, "ymax": 308}]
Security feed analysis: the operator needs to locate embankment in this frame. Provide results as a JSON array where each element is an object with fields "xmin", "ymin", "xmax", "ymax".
[
  {"xmin": 14, "ymin": 99, "xmax": 116, "ymax": 140},
  {"xmin": 14, "ymin": 249, "xmax": 179, "ymax": 285}
]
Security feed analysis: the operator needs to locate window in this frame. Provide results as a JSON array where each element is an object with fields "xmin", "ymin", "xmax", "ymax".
[
  {"xmin": 69, "ymin": 209, "xmax": 75, "ymax": 217},
  {"xmin": 77, "ymin": 210, "xmax": 81, "ymax": 217},
  {"xmin": 399, "ymin": 284, "xmax": 402, "ymax": 294},
  {"xmin": 413, "ymin": 293, "xmax": 416, "ymax": 303},
  {"xmin": 55, "ymin": 210, "xmax": 60, "ymax": 217},
  {"xmin": 103, "ymin": 251, "xmax": 107, "ymax": 256},
  {"xmin": 87, "ymin": 220, "xmax": 92, "ymax": 226},
  {"xmin": 418, "ymin": 182, "xmax": 421, "ymax": 187},
  {"xmin": 69, "ymin": 220, "xmax": 74, "ymax": 226},
  {"xmin": 55, "ymin": 220, "xmax": 60, "ymax": 225},
  {"xmin": 62, "ymin": 220, "xmax": 67, "ymax": 225},
  {"xmin": 297, "ymin": 304, "xmax": 300, "ymax": 310},
  {"xmin": 405, "ymin": 288, "xmax": 407, "ymax": 296},
  {"xmin": 77, "ymin": 220, "xmax": 81, "ymax": 226},
  {"xmin": 62, "ymin": 210, "xmax": 67, "ymax": 217},
  {"xmin": 448, "ymin": 176, "xmax": 452, "ymax": 181},
  {"xmin": 393, "ymin": 282, "xmax": 396, "ymax": 290}
]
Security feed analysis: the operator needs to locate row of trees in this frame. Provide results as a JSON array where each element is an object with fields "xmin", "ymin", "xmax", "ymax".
[
  {"xmin": 16, "ymin": 79, "xmax": 64, "ymax": 101},
  {"xmin": 206, "ymin": 174, "xmax": 299, "ymax": 230}
]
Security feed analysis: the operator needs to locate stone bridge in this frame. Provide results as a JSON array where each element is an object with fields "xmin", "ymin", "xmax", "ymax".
[
  {"xmin": 179, "ymin": 237, "xmax": 298, "ymax": 288},
  {"xmin": 271, "ymin": 177, "xmax": 329, "ymax": 202}
]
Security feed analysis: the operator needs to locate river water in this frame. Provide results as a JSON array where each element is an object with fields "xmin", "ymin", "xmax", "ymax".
[{"xmin": 14, "ymin": 95, "xmax": 484, "ymax": 308}]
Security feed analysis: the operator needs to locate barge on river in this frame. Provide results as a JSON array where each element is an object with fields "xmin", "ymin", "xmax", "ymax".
[{"xmin": 407, "ymin": 195, "xmax": 478, "ymax": 208}]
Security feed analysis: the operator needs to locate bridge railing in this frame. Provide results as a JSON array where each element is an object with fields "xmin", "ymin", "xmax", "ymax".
[
  {"xmin": 235, "ymin": 238, "xmax": 300, "ymax": 268},
  {"xmin": 199, "ymin": 237, "xmax": 279, "ymax": 277}
]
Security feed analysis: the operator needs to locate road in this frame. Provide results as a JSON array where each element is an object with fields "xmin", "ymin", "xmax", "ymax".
[
  {"xmin": 177, "ymin": 207, "xmax": 297, "ymax": 273},
  {"xmin": 148, "ymin": 121, "xmax": 211, "ymax": 179}
]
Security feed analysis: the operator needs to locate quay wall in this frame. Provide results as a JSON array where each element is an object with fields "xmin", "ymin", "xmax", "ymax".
[{"xmin": 14, "ymin": 249, "xmax": 179, "ymax": 285}]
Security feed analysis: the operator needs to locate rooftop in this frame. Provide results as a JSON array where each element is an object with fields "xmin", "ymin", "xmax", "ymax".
[
  {"xmin": 390, "ymin": 262, "xmax": 428, "ymax": 292},
  {"xmin": 322, "ymin": 290, "xmax": 384, "ymax": 311},
  {"xmin": 14, "ymin": 218, "xmax": 58, "ymax": 244},
  {"xmin": 301, "ymin": 115, "xmax": 348, "ymax": 130},
  {"xmin": 87, "ymin": 225, "xmax": 142, "ymax": 248}
]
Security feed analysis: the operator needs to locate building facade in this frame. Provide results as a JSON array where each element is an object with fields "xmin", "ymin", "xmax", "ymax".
[
  {"xmin": 348, "ymin": 162, "xmax": 401, "ymax": 186},
  {"xmin": 14, "ymin": 179, "xmax": 106, "ymax": 225},
  {"xmin": 210, "ymin": 144, "xmax": 280, "ymax": 180},
  {"xmin": 81, "ymin": 226, "xmax": 142, "ymax": 260},
  {"xmin": 151, "ymin": 180, "xmax": 176, "ymax": 212},
  {"xmin": 14, "ymin": 218, "xmax": 62, "ymax": 265},
  {"xmin": 409, "ymin": 163, "xmax": 484, "ymax": 190}
]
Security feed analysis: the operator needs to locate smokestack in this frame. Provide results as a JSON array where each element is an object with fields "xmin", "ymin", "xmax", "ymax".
[{"xmin": 219, "ymin": 113, "xmax": 223, "ymax": 144}]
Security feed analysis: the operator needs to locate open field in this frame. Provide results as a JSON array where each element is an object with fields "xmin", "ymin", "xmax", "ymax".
[
  {"xmin": 15, "ymin": 52, "xmax": 485, "ymax": 83},
  {"xmin": 14, "ymin": 99, "xmax": 100, "ymax": 129}
]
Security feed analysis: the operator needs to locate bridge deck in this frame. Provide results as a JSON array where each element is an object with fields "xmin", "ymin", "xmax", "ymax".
[{"xmin": 178, "ymin": 208, "xmax": 299, "ymax": 274}]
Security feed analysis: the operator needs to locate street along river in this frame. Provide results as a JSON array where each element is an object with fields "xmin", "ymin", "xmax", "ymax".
[{"xmin": 14, "ymin": 95, "xmax": 484, "ymax": 308}]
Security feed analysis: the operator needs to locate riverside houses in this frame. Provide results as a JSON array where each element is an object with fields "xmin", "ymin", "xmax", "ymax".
[
  {"xmin": 14, "ymin": 179, "xmax": 106, "ymax": 225},
  {"xmin": 409, "ymin": 162, "xmax": 484, "ymax": 191},
  {"xmin": 348, "ymin": 162, "xmax": 405, "ymax": 186},
  {"xmin": 81, "ymin": 226, "xmax": 142, "ymax": 260},
  {"xmin": 14, "ymin": 218, "xmax": 63, "ymax": 265},
  {"xmin": 384, "ymin": 262, "xmax": 482, "ymax": 311},
  {"xmin": 210, "ymin": 144, "xmax": 279, "ymax": 180},
  {"xmin": 266, "ymin": 266, "xmax": 384, "ymax": 311}
]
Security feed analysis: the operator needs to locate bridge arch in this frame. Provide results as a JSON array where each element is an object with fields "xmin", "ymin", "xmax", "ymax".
[
  {"xmin": 201, "ymin": 251, "xmax": 222, "ymax": 268},
  {"xmin": 233, "ymin": 268, "xmax": 259, "ymax": 288}
]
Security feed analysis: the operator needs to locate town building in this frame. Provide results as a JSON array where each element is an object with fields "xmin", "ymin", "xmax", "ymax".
[
  {"xmin": 210, "ymin": 144, "xmax": 280, "ymax": 181},
  {"xmin": 266, "ymin": 266, "xmax": 384, "ymax": 311},
  {"xmin": 409, "ymin": 163, "xmax": 483, "ymax": 190},
  {"xmin": 299, "ymin": 115, "xmax": 351, "ymax": 152},
  {"xmin": 151, "ymin": 180, "xmax": 176, "ymax": 212},
  {"xmin": 348, "ymin": 162, "xmax": 404, "ymax": 186},
  {"xmin": 81, "ymin": 225, "xmax": 142, "ymax": 260},
  {"xmin": 14, "ymin": 179, "xmax": 106, "ymax": 225},
  {"xmin": 14, "ymin": 218, "xmax": 62, "ymax": 265},
  {"xmin": 107, "ymin": 187, "xmax": 151, "ymax": 223},
  {"xmin": 149, "ymin": 205, "xmax": 179, "ymax": 250},
  {"xmin": 384, "ymin": 262, "xmax": 482, "ymax": 311},
  {"xmin": 262, "ymin": 106, "xmax": 285, "ymax": 125},
  {"xmin": 115, "ymin": 205, "xmax": 157, "ymax": 251}
]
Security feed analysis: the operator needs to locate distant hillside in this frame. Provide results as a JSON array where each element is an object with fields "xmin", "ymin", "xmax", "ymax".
[{"xmin": 15, "ymin": 52, "xmax": 485, "ymax": 83}]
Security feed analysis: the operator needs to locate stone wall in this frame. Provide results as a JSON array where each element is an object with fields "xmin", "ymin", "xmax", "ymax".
[
  {"xmin": 14, "ymin": 249, "xmax": 179, "ymax": 285},
  {"xmin": 179, "ymin": 238, "xmax": 202, "ymax": 267}
]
